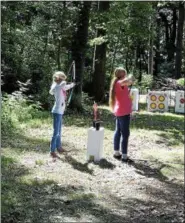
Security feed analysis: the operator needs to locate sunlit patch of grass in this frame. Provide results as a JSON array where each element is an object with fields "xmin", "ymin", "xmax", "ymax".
[
  {"xmin": 1, "ymin": 155, "xmax": 16, "ymax": 166},
  {"xmin": 21, "ymin": 176, "xmax": 55, "ymax": 186},
  {"xmin": 142, "ymin": 147, "xmax": 184, "ymax": 180},
  {"xmin": 16, "ymin": 110, "xmax": 51, "ymax": 129},
  {"xmin": 160, "ymin": 164, "xmax": 184, "ymax": 181},
  {"xmin": 142, "ymin": 147, "xmax": 184, "ymax": 164},
  {"xmin": 68, "ymin": 192, "xmax": 96, "ymax": 201},
  {"xmin": 130, "ymin": 111, "xmax": 184, "ymax": 138},
  {"xmin": 20, "ymin": 117, "xmax": 52, "ymax": 129},
  {"xmin": 1, "ymin": 147, "xmax": 22, "ymax": 160},
  {"xmin": 157, "ymin": 131, "xmax": 184, "ymax": 146},
  {"xmin": 35, "ymin": 159, "xmax": 45, "ymax": 166}
]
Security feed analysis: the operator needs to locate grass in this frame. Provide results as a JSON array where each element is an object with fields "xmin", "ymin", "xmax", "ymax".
[{"xmin": 1, "ymin": 103, "xmax": 184, "ymax": 223}]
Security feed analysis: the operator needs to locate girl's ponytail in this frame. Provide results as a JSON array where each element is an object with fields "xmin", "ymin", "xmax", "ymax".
[
  {"xmin": 109, "ymin": 67, "xmax": 127, "ymax": 111},
  {"xmin": 109, "ymin": 77, "xmax": 117, "ymax": 111}
]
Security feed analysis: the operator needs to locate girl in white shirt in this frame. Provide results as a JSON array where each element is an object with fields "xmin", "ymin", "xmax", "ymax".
[{"xmin": 49, "ymin": 71, "xmax": 75, "ymax": 158}]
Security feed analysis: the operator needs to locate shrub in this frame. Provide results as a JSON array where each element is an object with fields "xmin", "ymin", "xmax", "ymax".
[
  {"xmin": 135, "ymin": 73, "xmax": 153, "ymax": 93},
  {"xmin": 177, "ymin": 78, "xmax": 185, "ymax": 87},
  {"xmin": 1, "ymin": 91, "xmax": 42, "ymax": 136}
]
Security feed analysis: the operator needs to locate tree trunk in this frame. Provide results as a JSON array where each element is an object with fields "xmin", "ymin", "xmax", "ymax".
[
  {"xmin": 110, "ymin": 27, "xmax": 122, "ymax": 74},
  {"xmin": 148, "ymin": 19, "xmax": 154, "ymax": 75},
  {"xmin": 167, "ymin": 7, "xmax": 177, "ymax": 63},
  {"xmin": 153, "ymin": 17, "xmax": 161, "ymax": 79},
  {"xmin": 175, "ymin": 2, "xmax": 185, "ymax": 79},
  {"xmin": 70, "ymin": 1, "xmax": 91, "ymax": 110},
  {"xmin": 57, "ymin": 39, "xmax": 61, "ymax": 70},
  {"xmin": 159, "ymin": 7, "xmax": 177, "ymax": 63},
  {"xmin": 138, "ymin": 47, "xmax": 142, "ymax": 83},
  {"xmin": 92, "ymin": 1, "xmax": 110, "ymax": 102},
  {"xmin": 148, "ymin": 37, "xmax": 154, "ymax": 75}
]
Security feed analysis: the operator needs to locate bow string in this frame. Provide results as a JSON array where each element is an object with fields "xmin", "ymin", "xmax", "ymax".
[{"xmin": 67, "ymin": 60, "xmax": 76, "ymax": 106}]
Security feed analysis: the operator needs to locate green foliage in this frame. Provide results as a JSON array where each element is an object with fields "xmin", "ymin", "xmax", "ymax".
[
  {"xmin": 1, "ymin": 1, "xmax": 78, "ymax": 104},
  {"xmin": 1, "ymin": 1, "xmax": 184, "ymax": 107},
  {"xmin": 1, "ymin": 97, "xmax": 15, "ymax": 136},
  {"xmin": 159, "ymin": 62, "xmax": 175, "ymax": 78},
  {"xmin": 135, "ymin": 74, "xmax": 153, "ymax": 91},
  {"xmin": 89, "ymin": 36, "xmax": 108, "ymax": 46},
  {"xmin": 177, "ymin": 78, "xmax": 185, "ymax": 86},
  {"xmin": 1, "ymin": 91, "xmax": 42, "ymax": 136}
]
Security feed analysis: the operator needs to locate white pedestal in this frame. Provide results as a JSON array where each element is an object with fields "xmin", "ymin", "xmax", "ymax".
[
  {"xmin": 87, "ymin": 127, "xmax": 104, "ymax": 162},
  {"xmin": 175, "ymin": 91, "xmax": 185, "ymax": 113},
  {"xmin": 130, "ymin": 88, "xmax": 139, "ymax": 111}
]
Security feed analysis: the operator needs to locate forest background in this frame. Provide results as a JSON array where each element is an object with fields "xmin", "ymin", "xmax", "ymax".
[{"xmin": 1, "ymin": 1, "xmax": 185, "ymax": 111}]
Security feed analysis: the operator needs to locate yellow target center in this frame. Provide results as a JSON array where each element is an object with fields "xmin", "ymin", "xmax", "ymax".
[
  {"xmin": 159, "ymin": 96, "xmax": 165, "ymax": 102},
  {"xmin": 150, "ymin": 103, "xmax": 156, "ymax": 109},
  {"xmin": 151, "ymin": 95, "xmax": 157, "ymax": 101},
  {"xmin": 158, "ymin": 103, "xmax": 165, "ymax": 109}
]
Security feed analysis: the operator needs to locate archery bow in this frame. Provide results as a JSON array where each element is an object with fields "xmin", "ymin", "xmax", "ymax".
[{"xmin": 67, "ymin": 60, "xmax": 76, "ymax": 106}]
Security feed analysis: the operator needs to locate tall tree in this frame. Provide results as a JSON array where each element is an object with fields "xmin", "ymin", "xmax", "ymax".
[
  {"xmin": 159, "ymin": 3, "xmax": 178, "ymax": 63},
  {"xmin": 153, "ymin": 13, "xmax": 161, "ymax": 78},
  {"xmin": 70, "ymin": 1, "xmax": 91, "ymax": 110},
  {"xmin": 92, "ymin": 1, "xmax": 110, "ymax": 102},
  {"xmin": 175, "ymin": 2, "xmax": 185, "ymax": 79},
  {"xmin": 148, "ymin": 14, "xmax": 154, "ymax": 75}
]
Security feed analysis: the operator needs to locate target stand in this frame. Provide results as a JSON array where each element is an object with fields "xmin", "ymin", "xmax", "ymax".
[
  {"xmin": 87, "ymin": 127, "xmax": 104, "ymax": 162},
  {"xmin": 130, "ymin": 88, "xmax": 139, "ymax": 111},
  {"xmin": 175, "ymin": 91, "xmax": 185, "ymax": 113}
]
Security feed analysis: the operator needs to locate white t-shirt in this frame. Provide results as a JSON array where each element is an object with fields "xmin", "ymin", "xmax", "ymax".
[{"xmin": 49, "ymin": 81, "xmax": 74, "ymax": 115}]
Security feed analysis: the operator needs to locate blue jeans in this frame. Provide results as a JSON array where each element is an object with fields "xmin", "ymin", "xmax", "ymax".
[
  {"xmin": 114, "ymin": 115, "xmax": 130, "ymax": 155},
  {"xmin": 50, "ymin": 113, "xmax": 63, "ymax": 152}
]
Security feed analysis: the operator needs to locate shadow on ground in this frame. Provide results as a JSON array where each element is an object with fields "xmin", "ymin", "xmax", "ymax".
[{"xmin": 1, "ymin": 155, "xmax": 184, "ymax": 223}]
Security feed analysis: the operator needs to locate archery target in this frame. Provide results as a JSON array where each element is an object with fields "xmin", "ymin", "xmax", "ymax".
[
  {"xmin": 147, "ymin": 91, "xmax": 168, "ymax": 112},
  {"xmin": 130, "ymin": 88, "xmax": 139, "ymax": 111},
  {"xmin": 175, "ymin": 91, "xmax": 185, "ymax": 113}
]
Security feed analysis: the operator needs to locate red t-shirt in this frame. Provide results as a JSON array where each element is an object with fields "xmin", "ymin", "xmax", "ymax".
[{"xmin": 113, "ymin": 80, "xmax": 132, "ymax": 116}]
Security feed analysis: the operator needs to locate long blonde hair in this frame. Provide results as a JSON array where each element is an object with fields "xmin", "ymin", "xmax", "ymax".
[{"xmin": 109, "ymin": 67, "xmax": 127, "ymax": 110}]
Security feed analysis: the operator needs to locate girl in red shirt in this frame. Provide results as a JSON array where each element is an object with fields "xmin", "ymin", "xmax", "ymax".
[{"xmin": 109, "ymin": 67, "xmax": 134, "ymax": 163}]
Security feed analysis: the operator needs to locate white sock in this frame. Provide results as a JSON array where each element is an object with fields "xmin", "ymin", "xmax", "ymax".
[{"xmin": 122, "ymin": 154, "xmax": 127, "ymax": 159}]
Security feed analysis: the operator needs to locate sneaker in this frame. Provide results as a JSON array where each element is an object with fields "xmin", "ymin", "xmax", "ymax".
[
  {"xmin": 113, "ymin": 151, "xmax": 122, "ymax": 160},
  {"xmin": 57, "ymin": 148, "xmax": 66, "ymax": 153},
  {"xmin": 122, "ymin": 157, "xmax": 134, "ymax": 163},
  {"xmin": 50, "ymin": 152, "xmax": 58, "ymax": 158}
]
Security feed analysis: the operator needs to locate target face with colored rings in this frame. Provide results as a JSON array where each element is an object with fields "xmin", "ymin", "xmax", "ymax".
[
  {"xmin": 150, "ymin": 95, "xmax": 157, "ymax": 101},
  {"xmin": 158, "ymin": 103, "xmax": 165, "ymax": 109},
  {"xmin": 150, "ymin": 103, "xmax": 156, "ymax": 109},
  {"xmin": 159, "ymin": 95, "xmax": 165, "ymax": 102}
]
